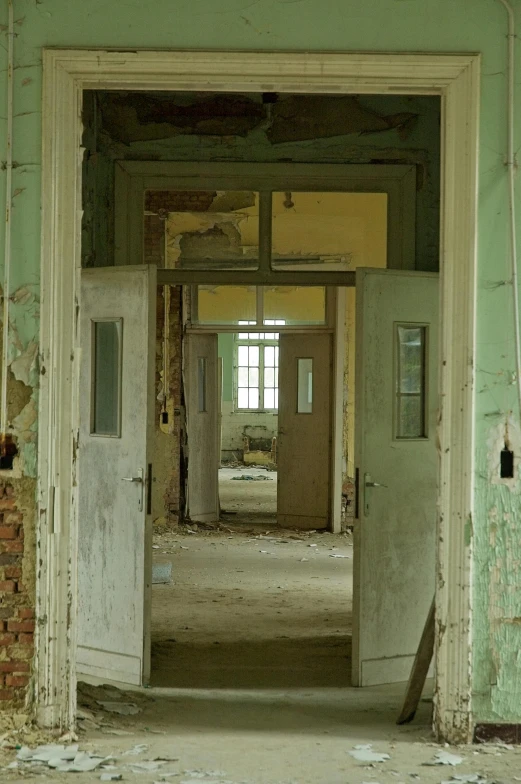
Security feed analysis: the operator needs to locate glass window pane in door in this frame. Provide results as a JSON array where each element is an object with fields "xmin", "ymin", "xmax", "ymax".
[
  {"xmin": 92, "ymin": 319, "xmax": 122, "ymax": 437},
  {"xmin": 297, "ymin": 358, "xmax": 313, "ymax": 414},
  {"xmin": 395, "ymin": 325, "xmax": 427, "ymax": 439}
]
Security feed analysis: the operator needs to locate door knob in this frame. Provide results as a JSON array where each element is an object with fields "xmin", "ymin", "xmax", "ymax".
[{"xmin": 122, "ymin": 476, "xmax": 143, "ymax": 483}]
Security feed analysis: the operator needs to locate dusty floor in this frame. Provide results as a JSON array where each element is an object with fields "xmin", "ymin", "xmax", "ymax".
[
  {"xmin": 219, "ymin": 466, "xmax": 277, "ymax": 525},
  {"xmin": 3, "ymin": 526, "xmax": 521, "ymax": 782}
]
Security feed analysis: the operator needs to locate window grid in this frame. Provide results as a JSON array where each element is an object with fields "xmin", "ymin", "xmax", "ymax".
[{"xmin": 236, "ymin": 321, "xmax": 284, "ymax": 411}]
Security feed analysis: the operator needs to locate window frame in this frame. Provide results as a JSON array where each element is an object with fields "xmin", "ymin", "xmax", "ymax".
[{"xmin": 234, "ymin": 322, "xmax": 282, "ymax": 413}]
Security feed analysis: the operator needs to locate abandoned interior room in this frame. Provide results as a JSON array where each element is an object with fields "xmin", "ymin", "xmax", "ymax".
[{"xmin": 1, "ymin": 1, "xmax": 521, "ymax": 782}]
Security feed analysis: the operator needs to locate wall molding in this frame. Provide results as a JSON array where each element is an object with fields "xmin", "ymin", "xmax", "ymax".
[{"xmin": 39, "ymin": 48, "xmax": 480, "ymax": 741}]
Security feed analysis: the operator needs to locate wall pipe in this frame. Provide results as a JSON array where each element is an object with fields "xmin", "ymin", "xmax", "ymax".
[
  {"xmin": 1, "ymin": 0, "xmax": 14, "ymax": 437},
  {"xmin": 497, "ymin": 0, "xmax": 521, "ymax": 420}
]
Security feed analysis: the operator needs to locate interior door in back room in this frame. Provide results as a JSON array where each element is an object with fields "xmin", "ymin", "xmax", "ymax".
[
  {"xmin": 277, "ymin": 333, "xmax": 332, "ymax": 530},
  {"xmin": 185, "ymin": 333, "xmax": 220, "ymax": 523}
]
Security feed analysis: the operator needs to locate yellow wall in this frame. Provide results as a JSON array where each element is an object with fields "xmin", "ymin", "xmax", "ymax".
[
  {"xmin": 272, "ymin": 192, "xmax": 387, "ymax": 267},
  {"xmin": 166, "ymin": 190, "xmax": 388, "ymax": 484}
]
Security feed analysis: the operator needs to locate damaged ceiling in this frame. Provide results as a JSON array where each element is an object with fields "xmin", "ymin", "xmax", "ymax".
[{"xmin": 93, "ymin": 91, "xmax": 418, "ymax": 144}]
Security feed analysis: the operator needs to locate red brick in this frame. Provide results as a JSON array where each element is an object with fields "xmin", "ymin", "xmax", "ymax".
[
  {"xmin": 4, "ymin": 512, "xmax": 22, "ymax": 524},
  {"xmin": 0, "ymin": 689, "xmax": 15, "ymax": 700},
  {"xmin": 0, "ymin": 527, "xmax": 17, "ymax": 539},
  {"xmin": 18, "ymin": 608, "xmax": 34, "ymax": 620},
  {"xmin": 0, "ymin": 633, "xmax": 16, "ymax": 646},
  {"xmin": 4, "ymin": 566, "xmax": 21, "ymax": 579},
  {"xmin": 7, "ymin": 645, "xmax": 32, "ymax": 660},
  {"xmin": 0, "ymin": 553, "xmax": 19, "ymax": 565},
  {"xmin": 0, "ymin": 499, "xmax": 16, "ymax": 511},
  {"xmin": 18, "ymin": 633, "xmax": 33, "ymax": 645},
  {"xmin": 7, "ymin": 620, "xmax": 34, "ymax": 633},
  {"xmin": 0, "ymin": 661, "xmax": 29, "ymax": 672},
  {"xmin": 6, "ymin": 675, "xmax": 29, "ymax": 688},
  {"xmin": 0, "ymin": 541, "xmax": 23, "ymax": 553},
  {"xmin": 0, "ymin": 580, "xmax": 16, "ymax": 593}
]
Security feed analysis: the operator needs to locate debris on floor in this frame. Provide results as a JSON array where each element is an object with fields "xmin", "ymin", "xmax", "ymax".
[
  {"xmin": 152, "ymin": 561, "xmax": 173, "ymax": 584},
  {"xmin": 349, "ymin": 744, "xmax": 391, "ymax": 763},
  {"xmin": 97, "ymin": 701, "xmax": 142, "ymax": 716},
  {"xmin": 231, "ymin": 474, "xmax": 273, "ymax": 481},
  {"xmin": 13, "ymin": 744, "xmax": 108, "ymax": 773},
  {"xmin": 424, "ymin": 750, "xmax": 465, "ymax": 766}
]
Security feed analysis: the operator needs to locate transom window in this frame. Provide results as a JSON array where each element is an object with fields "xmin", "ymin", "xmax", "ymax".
[{"xmin": 236, "ymin": 321, "xmax": 284, "ymax": 410}]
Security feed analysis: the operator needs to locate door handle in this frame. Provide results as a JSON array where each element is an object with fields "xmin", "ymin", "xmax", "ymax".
[
  {"xmin": 364, "ymin": 472, "xmax": 387, "ymax": 516},
  {"xmin": 121, "ymin": 468, "xmax": 144, "ymax": 511}
]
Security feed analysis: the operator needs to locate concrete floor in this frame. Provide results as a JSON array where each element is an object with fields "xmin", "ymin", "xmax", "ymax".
[
  {"xmin": 69, "ymin": 530, "xmax": 521, "ymax": 783},
  {"xmin": 219, "ymin": 466, "xmax": 277, "ymax": 525},
  {"xmin": 5, "ymin": 526, "xmax": 520, "ymax": 782}
]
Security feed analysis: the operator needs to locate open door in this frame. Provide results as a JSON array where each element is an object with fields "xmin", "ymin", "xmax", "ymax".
[
  {"xmin": 185, "ymin": 333, "xmax": 219, "ymax": 522},
  {"xmin": 77, "ymin": 265, "xmax": 156, "ymax": 686},
  {"xmin": 352, "ymin": 268, "xmax": 439, "ymax": 687},
  {"xmin": 277, "ymin": 333, "xmax": 332, "ymax": 529}
]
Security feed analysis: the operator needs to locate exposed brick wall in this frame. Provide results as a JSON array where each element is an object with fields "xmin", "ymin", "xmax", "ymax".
[
  {"xmin": 165, "ymin": 286, "xmax": 183, "ymax": 521},
  {"xmin": 0, "ymin": 484, "xmax": 33, "ymax": 706},
  {"xmin": 144, "ymin": 191, "xmax": 215, "ymax": 527}
]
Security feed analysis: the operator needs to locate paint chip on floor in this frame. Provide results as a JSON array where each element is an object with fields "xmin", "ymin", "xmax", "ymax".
[{"xmin": 423, "ymin": 750, "xmax": 464, "ymax": 766}]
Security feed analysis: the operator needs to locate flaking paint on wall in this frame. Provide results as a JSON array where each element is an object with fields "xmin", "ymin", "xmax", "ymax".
[{"xmin": 0, "ymin": 0, "xmax": 520, "ymax": 727}]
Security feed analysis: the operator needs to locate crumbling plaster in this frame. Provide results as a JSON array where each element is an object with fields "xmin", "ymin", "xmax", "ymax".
[
  {"xmin": 0, "ymin": 0, "xmax": 519, "ymax": 728},
  {"xmin": 89, "ymin": 91, "xmax": 440, "ymax": 274}
]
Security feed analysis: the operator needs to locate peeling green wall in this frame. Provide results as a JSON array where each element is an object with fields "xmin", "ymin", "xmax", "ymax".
[{"xmin": 1, "ymin": 0, "xmax": 521, "ymax": 724}]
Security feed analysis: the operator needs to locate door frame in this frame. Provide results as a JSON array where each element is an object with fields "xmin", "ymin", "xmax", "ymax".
[{"xmin": 39, "ymin": 49, "xmax": 479, "ymax": 741}]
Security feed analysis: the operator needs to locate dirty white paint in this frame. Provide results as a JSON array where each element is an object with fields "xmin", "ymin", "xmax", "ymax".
[
  {"xmin": 277, "ymin": 333, "xmax": 332, "ymax": 529},
  {"xmin": 352, "ymin": 269, "xmax": 439, "ymax": 687},
  {"xmin": 77, "ymin": 266, "xmax": 155, "ymax": 686}
]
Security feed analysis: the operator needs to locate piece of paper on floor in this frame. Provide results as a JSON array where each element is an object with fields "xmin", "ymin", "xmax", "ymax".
[{"xmin": 349, "ymin": 748, "xmax": 391, "ymax": 763}]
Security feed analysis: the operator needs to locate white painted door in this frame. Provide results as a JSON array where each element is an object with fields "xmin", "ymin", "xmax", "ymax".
[
  {"xmin": 352, "ymin": 268, "xmax": 438, "ymax": 687},
  {"xmin": 277, "ymin": 333, "xmax": 332, "ymax": 529},
  {"xmin": 77, "ymin": 266, "xmax": 156, "ymax": 686},
  {"xmin": 185, "ymin": 333, "xmax": 219, "ymax": 522}
]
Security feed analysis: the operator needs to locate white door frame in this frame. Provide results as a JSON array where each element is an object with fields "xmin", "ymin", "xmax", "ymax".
[{"xmin": 39, "ymin": 49, "xmax": 479, "ymax": 742}]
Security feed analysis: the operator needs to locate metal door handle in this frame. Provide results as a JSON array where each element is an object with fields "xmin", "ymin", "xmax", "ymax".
[
  {"xmin": 363, "ymin": 472, "xmax": 387, "ymax": 516},
  {"xmin": 121, "ymin": 469, "xmax": 144, "ymax": 511}
]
